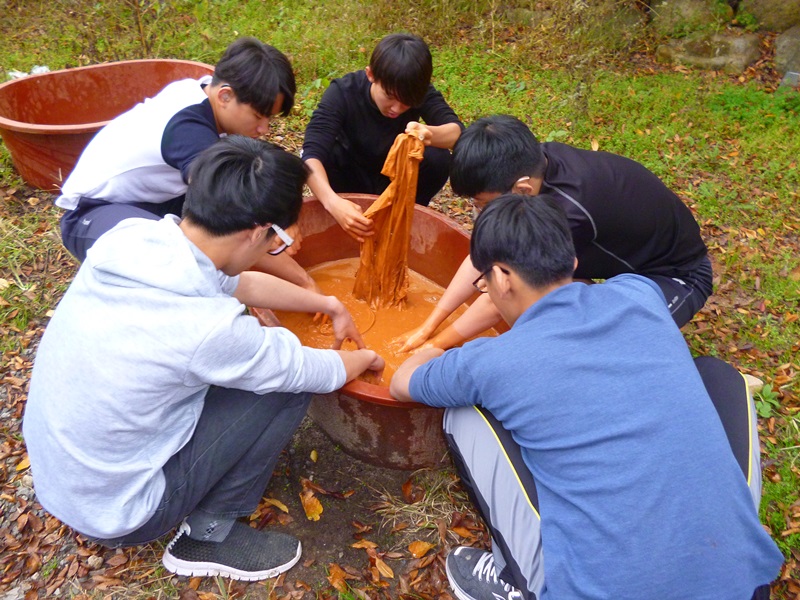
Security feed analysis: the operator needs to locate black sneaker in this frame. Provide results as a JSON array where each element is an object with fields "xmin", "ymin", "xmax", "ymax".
[
  {"xmin": 445, "ymin": 546, "xmax": 524, "ymax": 600},
  {"xmin": 162, "ymin": 521, "xmax": 301, "ymax": 581}
]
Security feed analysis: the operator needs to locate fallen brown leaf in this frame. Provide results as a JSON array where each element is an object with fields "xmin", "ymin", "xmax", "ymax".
[
  {"xmin": 300, "ymin": 489, "xmax": 323, "ymax": 521},
  {"xmin": 408, "ymin": 540, "xmax": 435, "ymax": 558}
]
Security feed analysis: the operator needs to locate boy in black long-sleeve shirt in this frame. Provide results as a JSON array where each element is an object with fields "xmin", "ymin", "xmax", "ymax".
[{"xmin": 302, "ymin": 33, "xmax": 463, "ymax": 241}]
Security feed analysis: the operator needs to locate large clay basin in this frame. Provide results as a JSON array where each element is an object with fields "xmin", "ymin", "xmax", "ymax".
[
  {"xmin": 252, "ymin": 194, "xmax": 477, "ymax": 469},
  {"xmin": 0, "ymin": 59, "xmax": 214, "ymax": 191}
]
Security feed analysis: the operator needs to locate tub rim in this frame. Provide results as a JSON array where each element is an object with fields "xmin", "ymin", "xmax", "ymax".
[{"xmin": 0, "ymin": 58, "xmax": 214, "ymax": 134}]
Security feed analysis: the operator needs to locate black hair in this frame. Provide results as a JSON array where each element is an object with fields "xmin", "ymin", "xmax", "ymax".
[
  {"xmin": 212, "ymin": 37, "xmax": 296, "ymax": 117},
  {"xmin": 183, "ymin": 136, "xmax": 308, "ymax": 236},
  {"xmin": 369, "ymin": 33, "xmax": 433, "ymax": 108},
  {"xmin": 451, "ymin": 115, "xmax": 546, "ymax": 198},
  {"xmin": 470, "ymin": 193, "xmax": 575, "ymax": 289}
]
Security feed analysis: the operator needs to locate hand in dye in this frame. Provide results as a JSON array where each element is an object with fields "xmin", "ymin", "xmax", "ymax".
[
  {"xmin": 366, "ymin": 352, "xmax": 385, "ymax": 372},
  {"xmin": 394, "ymin": 322, "xmax": 435, "ymax": 353},
  {"xmin": 327, "ymin": 298, "xmax": 366, "ymax": 350}
]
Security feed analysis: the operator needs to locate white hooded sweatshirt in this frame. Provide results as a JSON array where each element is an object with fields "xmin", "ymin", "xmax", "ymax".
[{"xmin": 23, "ymin": 216, "xmax": 345, "ymax": 538}]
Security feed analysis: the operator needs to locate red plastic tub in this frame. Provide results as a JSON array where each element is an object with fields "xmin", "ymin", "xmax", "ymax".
[
  {"xmin": 252, "ymin": 195, "xmax": 499, "ymax": 469},
  {"xmin": 0, "ymin": 59, "xmax": 214, "ymax": 191}
]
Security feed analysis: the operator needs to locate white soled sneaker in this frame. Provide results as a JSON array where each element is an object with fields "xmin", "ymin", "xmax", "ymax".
[
  {"xmin": 162, "ymin": 521, "xmax": 301, "ymax": 581},
  {"xmin": 445, "ymin": 546, "xmax": 524, "ymax": 600}
]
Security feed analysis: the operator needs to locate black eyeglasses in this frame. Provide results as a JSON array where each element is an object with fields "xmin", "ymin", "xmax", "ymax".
[
  {"xmin": 472, "ymin": 266, "xmax": 510, "ymax": 293},
  {"xmin": 267, "ymin": 224, "xmax": 294, "ymax": 255},
  {"xmin": 472, "ymin": 269, "xmax": 492, "ymax": 293}
]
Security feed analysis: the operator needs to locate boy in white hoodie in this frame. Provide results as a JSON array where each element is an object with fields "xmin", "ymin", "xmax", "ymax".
[{"xmin": 23, "ymin": 136, "xmax": 384, "ymax": 581}]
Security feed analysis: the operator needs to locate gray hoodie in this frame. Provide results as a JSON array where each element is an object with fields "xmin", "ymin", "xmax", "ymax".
[{"xmin": 23, "ymin": 216, "xmax": 345, "ymax": 538}]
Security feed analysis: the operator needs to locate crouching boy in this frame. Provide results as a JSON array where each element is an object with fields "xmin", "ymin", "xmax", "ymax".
[
  {"xmin": 23, "ymin": 137, "xmax": 383, "ymax": 580},
  {"xmin": 391, "ymin": 194, "xmax": 781, "ymax": 600}
]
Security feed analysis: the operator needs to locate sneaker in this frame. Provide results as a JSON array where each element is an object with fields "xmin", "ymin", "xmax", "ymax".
[
  {"xmin": 162, "ymin": 521, "xmax": 301, "ymax": 581},
  {"xmin": 445, "ymin": 546, "xmax": 524, "ymax": 600}
]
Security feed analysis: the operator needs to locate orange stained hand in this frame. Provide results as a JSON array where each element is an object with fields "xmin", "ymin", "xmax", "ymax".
[{"xmin": 395, "ymin": 323, "xmax": 434, "ymax": 353}]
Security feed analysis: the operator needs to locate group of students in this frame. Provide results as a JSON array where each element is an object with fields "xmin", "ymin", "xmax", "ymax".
[{"xmin": 23, "ymin": 33, "xmax": 783, "ymax": 600}]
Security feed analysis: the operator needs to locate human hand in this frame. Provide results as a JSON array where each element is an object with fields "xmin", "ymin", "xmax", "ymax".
[
  {"xmin": 329, "ymin": 196, "xmax": 374, "ymax": 243},
  {"xmin": 366, "ymin": 352, "xmax": 385, "ymax": 372},
  {"xmin": 394, "ymin": 322, "xmax": 435, "ymax": 353},
  {"xmin": 405, "ymin": 121, "xmax": 432, "ymax": 145},
  {"xmin": 327, "ymin": 298, "xmax": 366, "ymax": 350}
]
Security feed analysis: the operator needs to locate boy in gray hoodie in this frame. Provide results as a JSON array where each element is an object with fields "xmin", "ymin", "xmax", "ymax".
[{"xmin": 23, "ymin": 136, "xmax": 384, "ymax": 581}]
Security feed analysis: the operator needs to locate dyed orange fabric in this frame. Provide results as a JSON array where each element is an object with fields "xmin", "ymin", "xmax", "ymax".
[{"xmin": 353, "ymin": 133, "xmax": 425, "ymax": 308}]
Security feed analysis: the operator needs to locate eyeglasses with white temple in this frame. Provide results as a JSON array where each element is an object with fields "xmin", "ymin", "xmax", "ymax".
[{"xmin": 267, "ymin": 223, "xmax": 294, "ymax": 255}]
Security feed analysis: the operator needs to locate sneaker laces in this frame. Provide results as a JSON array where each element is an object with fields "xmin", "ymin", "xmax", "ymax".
[{"xmin": 472, "ymin": 552, "xmax": 519, "ymax": 595}]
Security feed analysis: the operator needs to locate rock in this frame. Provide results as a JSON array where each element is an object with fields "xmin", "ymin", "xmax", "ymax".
[
  {"xmin": 775, "ymin": 25, "xmax": 800, "ymax": 76},
  {"xmin": 743, "ymin": 374, "xmax": 764, "ymax": 396},
  {"xmin": 0, "ymin": 584, "xmax": 30, "ymax": 600},
  {"xmin": 739, "ymin": 0, "xmax": 800, "ymax": 32},
  {"xmin": 656, "ymin": 32, "xmax": 760, "ymax": 73},
  {"xmin": 87, "ymin": 555, "xmax": 104, "ymax": 570},
  {"xmin": 650, "ymin": 0, "xmax": 732, "ymax": 37}
]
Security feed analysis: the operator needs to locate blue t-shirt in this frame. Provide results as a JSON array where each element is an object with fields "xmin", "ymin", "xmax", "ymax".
[{"xmin": 409, "ymin": 275, "xmax": 782, "ymax": 599}]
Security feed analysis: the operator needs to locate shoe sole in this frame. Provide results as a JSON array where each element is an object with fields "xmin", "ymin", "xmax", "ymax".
[
  {"xmin": 445, "ymin": 557, "xmax": 477, "ymax": 600},
  {"xmin": 162, "ymin": 540, "xmax": 302, "ymax": 581}
]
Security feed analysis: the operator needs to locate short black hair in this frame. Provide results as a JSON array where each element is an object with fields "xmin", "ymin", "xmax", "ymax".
[
  {"xmin": 369, "ymin": 33, "xmax": 433, "ymax": 108},
  {"xmin": 471, "ymin": 193, "xmax": 575, "ymax": 289},
  {"xmin": 183, "ymin": 136, "xmax": 308, "ymax": 236},
  {"xmin": 212, "ymin": 37, "xmax": 296, "ymax": 117},
  {"xmin": 451, "ymin": 115, "xmax": 546, "ymax": 198}
]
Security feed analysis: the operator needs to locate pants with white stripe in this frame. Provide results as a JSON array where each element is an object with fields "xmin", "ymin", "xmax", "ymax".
[{"xmin": 443, "ymin": 356, "xmax": 764, "ymax": 600}]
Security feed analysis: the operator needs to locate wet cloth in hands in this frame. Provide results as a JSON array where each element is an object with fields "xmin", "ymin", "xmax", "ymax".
[{"xmin": 353, "ymin": 133, "xmax": 425, "ymax": 307}]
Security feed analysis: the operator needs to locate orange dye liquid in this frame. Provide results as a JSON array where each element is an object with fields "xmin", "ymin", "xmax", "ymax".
[{"xmin": 273, "ymin": 258, "xmax": 495, "ymax": 386}]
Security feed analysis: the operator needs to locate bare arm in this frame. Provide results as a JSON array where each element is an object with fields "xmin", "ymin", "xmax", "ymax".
[
  {"xmin": 250, "ymin": 251, "xmax": 320, "ymax": 294},
  {"xmin": 419, "ymin": 293, "xmax": 503, "ymax": 351},
  {"xmin": 397, "ymin": 255, "xmax": 481, "ymax": 351},
  {"xmin": 390, "ymin": 347, "xmax": 445, "ymax": 402},
  {"xmin": 235, "ymin": 271, "xmax": 364, "ymax": 349},
  {"xmin": 336, "ymin": 349, "xmax": 385, "ymax": 383},
  {"xmin": 304, "ymin": 157, "xmax": 374, "ymax": 242}
]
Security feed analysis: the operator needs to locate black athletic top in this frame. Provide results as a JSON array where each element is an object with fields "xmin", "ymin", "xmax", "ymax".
[
  {"xmin": 541, "ymin": 142, "xmax": 708, "ymax": 280},
  {"xmin": 302, "ymin": 70, "xmax": 462, "ymax": 175}
]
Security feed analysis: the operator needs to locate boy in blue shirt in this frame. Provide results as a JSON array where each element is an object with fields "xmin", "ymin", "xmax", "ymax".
[{"xmin": 391, "ymin": 194, "xmax": 782, "ymax": 600}]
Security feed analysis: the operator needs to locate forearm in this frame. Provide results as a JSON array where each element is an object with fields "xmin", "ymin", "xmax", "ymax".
[
  {"xmin": 427, "ymin": 122, "xmax": 462, "ymax": 150},
  {"xmin": 390, "ymin": 348, "xmax": 444, "ymax": 402},
  {"xmin": 428, "ymin": 294, "xmax": 502, "ymax": 349},
  {"xmin": 251, "ymin": 252, "xmax": 315, "ymax": 289},
  {"xmin": 235, "ymin": 271, "xmax": 334, "ymax": 314},
  {"xmin": 305, "ymin": 158, "xmax": 341, "ymax": 210},
  {"xmin": 437, "ymin": 255, "xmax": 482, "ymax": 316}
]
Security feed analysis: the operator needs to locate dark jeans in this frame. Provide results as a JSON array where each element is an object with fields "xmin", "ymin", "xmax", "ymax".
[
  {"xmin": 60, "ymin": 195, "xmax": 185, "ymax": 262},
  {"xmin": 325, "ymin": 143, "xmax": 452, "ymax": 206},
  {"xmin": 93, "ymin": 386, "xmax": 311, "ymax": 548}
]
